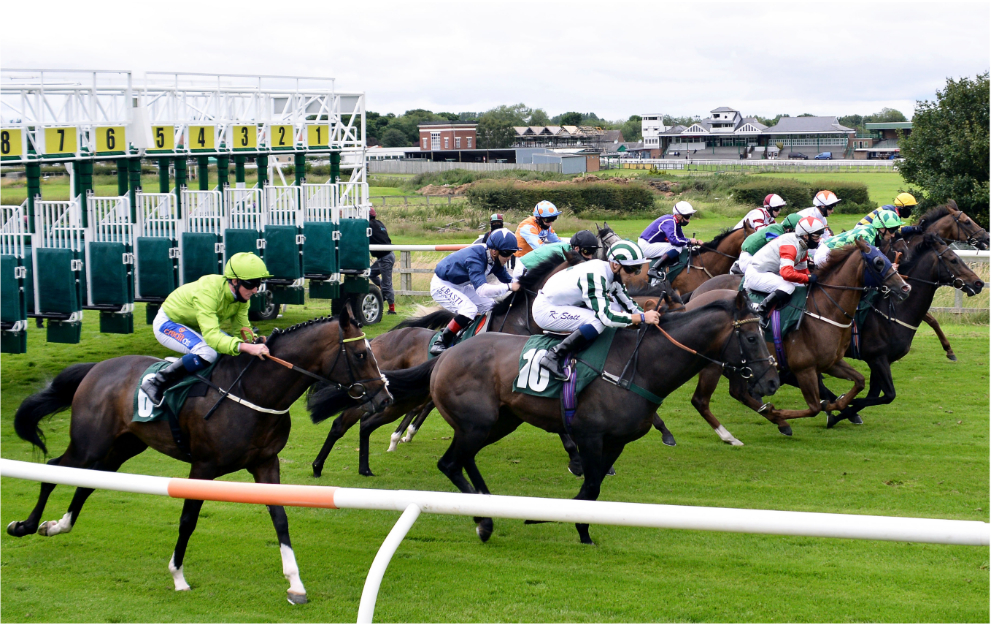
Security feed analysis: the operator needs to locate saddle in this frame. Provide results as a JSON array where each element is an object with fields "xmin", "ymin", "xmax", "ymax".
[
  {"xmin": 426, "ymin": 313, "xmax": 491, "ymax": 360},
  {"xmin": 647, "ymin": 248, "xmax": 692, "ymax": 285},
  {"xmin": 745, "ymin": 287, "xmax": 809, "ymax": 371}
]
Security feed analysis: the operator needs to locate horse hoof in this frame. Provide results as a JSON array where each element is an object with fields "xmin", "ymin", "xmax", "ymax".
[
  {"xmin": 287, "ymin": 592, "xmax": 308, "ymax": 605},
  {"xmin": 777, "ymin": 424, "xmax": 793, "ymax": 436},
  {"xmin": 311, "ymin": 464, "xmax": 323, "ymax": 478},
  {"xmin": 358, "ymin": 468, "xmax": 375, "ymax": 477},
  {"xmin": 580, "ymin": 536, "xmax": 596, "ymax": 545},
  {"xmin": 37, "ymin": 521, "xmax": 55, "ymax": 536},
  {"xmin": 848, "ymin": 414, "xmax": 864, "ymax": 425},
  {"xmin": 606, "ymin": 466, "xmax": 616, "ymax": 476},
  {"xmin": 826, "ymin": 413, "xmax": 841, "ymax": 429},
  {"xmin": 661, "ymin": 432, "xmax": 677, "ymax": 447},
  {"xmin": 567, "ymin": 461, "xmax": 583, "ymax": 477},
  {"xmin": 6, "ymin": 521, "xmax": 29, "ymax": 537},
  {"xmin": 946, "ymin": 352, "xmax": 958, "ymax": 362},
  {"xmin": 476, "ymin": 519, "xmax": 493, "ymax": 542}
]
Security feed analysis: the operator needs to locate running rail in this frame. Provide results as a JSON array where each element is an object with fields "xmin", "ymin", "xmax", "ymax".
[{"xmin": 2, "ymin": 459, "xmax": 988, "ymax": 622}]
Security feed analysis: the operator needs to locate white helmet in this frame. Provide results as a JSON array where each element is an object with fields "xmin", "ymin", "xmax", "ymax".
[
  {"xmin": 813, "ymin": 190, "xmax": 841, "ymax": 208},
  {"xmin": 607, "ymin": 240, "xmax": 648, "ymax": 265},
  {"xmin": 763, "ymin": 193, "xmax": 787, "ymax": 209},
  {"xmin": 672, "ymin": 201, "xmax": 696, "ymax": 216},
  {"xmin": 795, "ymin": 215, "xmax": 827, "ymax": 237}
]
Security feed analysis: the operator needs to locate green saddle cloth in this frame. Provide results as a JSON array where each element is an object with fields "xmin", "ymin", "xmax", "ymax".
[
  {"xmin": 746, "ymin": 287, "xmax": 809, "ymax": 341},
  {"xmin": 650, "ymin": 248, "xmax": 691, "ymax": 283},
  {"xmin": 512, "ymin": 328, "xmax": 617, "ymax": 398},
  {"xmin": 133, "ymin": 360, "xmax": 218, "ymax": 423},
  {"xmin": 427, "ymin": 314, "xmax": 489, "ymax": 360},
  {"xmin": 854, "ymin": 289, "xmax": 880, "ymax": 328}
]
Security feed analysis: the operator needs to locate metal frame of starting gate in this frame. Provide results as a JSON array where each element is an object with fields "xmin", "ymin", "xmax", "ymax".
[
  {"xmin": 32, "ymin": 196, "xmax": 87, "ymax": 344},
  {"xmin": 1, "ymin": 203, "xmax": 30, "ymax": 337},
  {"xmin": 180, "ymin": 189, "xmax": 225, "ymax": 284},
  {"xmin": 134, "ymin": 191, "xmax": 182, "ymax": 302},
  {"xmin": 84, "ymin": 194, "xmax": 134, "ymax": 313}
]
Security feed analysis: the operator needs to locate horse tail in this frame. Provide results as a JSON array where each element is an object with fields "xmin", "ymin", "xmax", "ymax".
[
  {"xmin": 383, "ymin": 359, "xmax": 439, "ymax": 404},
  {"xmin": 394, "ymin": 308, "xmax": 455, "ymax": 330},
  {"xmin": 14, "ymin": 362, "xmax": 97, "ymax": 455}
]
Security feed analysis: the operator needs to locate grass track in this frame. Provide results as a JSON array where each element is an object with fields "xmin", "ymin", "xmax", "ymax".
[{"xmin": 1, "ymin": 298, "xmax": 988, "ymax": 622}]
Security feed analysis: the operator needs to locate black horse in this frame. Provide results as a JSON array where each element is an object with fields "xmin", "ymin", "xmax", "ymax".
[
  {"xmin": 6, "ymin": 306, "xmax": 391, "ymax": 604},
  {"xmin": 824, "ymin": 233, "xmax": 984, "ymax": 426}
]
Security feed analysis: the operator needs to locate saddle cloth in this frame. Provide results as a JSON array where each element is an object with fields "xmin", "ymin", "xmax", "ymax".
[
  {"xmin": 649, "ymin": 248, "xmax": 691, "ymax": 283},
  {"xmin": 744, "ymin": 286, "xmax": 809, "ymax": 343},
  {"xmin": 427, "ymin": 312, "xmax": 491, "ymax": 360},
  {"xmin": 850, "ymin": 289, "xmax": 880, "ymax": 360},
  {"xmin": 132, "ymin": 359, "xmax": 216, "ymax": 423},
  {"xmin": 512, "ymin": 328, "xmax": 617, "ymax": 398}
]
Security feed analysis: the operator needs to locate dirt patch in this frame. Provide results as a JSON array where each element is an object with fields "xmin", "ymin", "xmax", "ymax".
[
  {"xmin": 418, "ymin": 183, "xmax": 472, "ymax": 196},
  {"xmin": 418, "ymin": 176, "xmax": 677, "ymax": 196}
]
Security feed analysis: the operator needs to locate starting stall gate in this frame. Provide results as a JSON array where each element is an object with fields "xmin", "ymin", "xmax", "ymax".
[
  {"xmin": 33, "ymin": 198, "xmax": 86, "ymax": 343},
  {"xmin": 224, "ymin": 186, "xmax": 272, "ymax": 315},
  {"xmin": 134, "ymin": 191, "xmax": 181, "ymax": 323},
  {"xmin": 181, "ymin": 189, "xmax": 225, "ymax": 284},
  {"xmin": 85, "ymin": 194, "xmax": 135, "ymax": 334},
  {"xmin": 263, "ymin": 184, "xmax": 305, "ymax": 305},
  {"xmin": 1, "ymin": 203, "xmax": 29, "ymax": 353},
  {"xmin": 301, "ymin": 183, "xmax": 340, "ymax": 299}
]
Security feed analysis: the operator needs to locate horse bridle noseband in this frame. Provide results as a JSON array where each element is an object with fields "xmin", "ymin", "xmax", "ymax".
[
  {"xmin": 951, "ymin": 212, "xmax": 987, "ymax": 248},
  {"xmin": 902, "ymin": 245, "xmax": 973, "ymax": 293},
  {"xmin": 652, "ymin": 309, "xmax": 776, "ymax": 379}
]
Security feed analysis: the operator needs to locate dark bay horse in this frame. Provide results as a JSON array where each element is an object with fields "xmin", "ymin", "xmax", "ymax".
[
  {"xmin": 7, "ymin": 306, "xmax": 390, "ymax": 604},
  {"xmin": 687, "ymin": 239, "xmax": 911, "ymax": 441},
  {"xmin": 823, "ymin": 234, "xmax": 984, "ymax": 426},
  {"xmin": 599, "ymin": 222, "xmax": 752, "ymax": 294},
  {"xmin": 408, "ymin": 292, "xmax": 778, "ymax": 545}
]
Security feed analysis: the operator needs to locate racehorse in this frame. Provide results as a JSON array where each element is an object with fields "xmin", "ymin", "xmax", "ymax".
[
  {"xmin": 686, "ymin": 239, "xmax": 911, "ymax": 440},
  {"xmin": 598, "ymin": 222, "xmax": 752, "ymax": 294},
  {"xmin": 7, "ymin": 306, "xmax": 390, "ymax": 604},
  {"xmin": 414, "ymin": 290, "xmax": 778, "ymax": 544},
  {"xmin": 822, "ymin": 234, "xmax": 984, "ymax": 426}
]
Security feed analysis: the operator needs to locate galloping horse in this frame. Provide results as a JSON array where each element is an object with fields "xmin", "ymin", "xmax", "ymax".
[
  {"xmin": 598, "ymin": 222, "xmax": 752, "ymax": 294},
  {"xmin": 823, "ymin": 234, "xmax": 984, "ymax": 426},
  {"xmin": 414, "ymin": 291, "xmax": 778, "ymax": 544},
  {"xmin": 7, "ymin": 306, "xmax": 391, "ymax": 604},
  {"xmin": 687, "ymin": 239, "xmax": 911, "ymax": 442}
]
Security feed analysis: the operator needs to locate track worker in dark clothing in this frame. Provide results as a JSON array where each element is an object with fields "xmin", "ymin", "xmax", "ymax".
[
  {"xmin": 474, "ymin": 213, "xmax": 506, "ymax": 244},
  {"xmin": 369, "ymin": 207, "xmax": 396, "ymax": 315}
]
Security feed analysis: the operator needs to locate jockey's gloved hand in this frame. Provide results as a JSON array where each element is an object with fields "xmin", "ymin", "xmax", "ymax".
[{"xmin": 807, "ymin": 274, "xmax": 818, "ymax": 285}]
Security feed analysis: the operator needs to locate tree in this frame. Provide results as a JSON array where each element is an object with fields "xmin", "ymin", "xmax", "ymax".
[
  {"xmin": 865, "ymin": 107, "xmax": 908, "ymax": 124},
  {"xmin": 662, "ymin": 115, "xmax": 696, "ymax": 127},
  {"xmin": 559, "ymin": 112, "xmax": 583, "ymax": 126},
  {"xmin": 380, "ymin": 128, "xmax": 409, "ymax": 148},
  {"xmin": 621, "ymin": 115, "xmax": 642, "ymax": 142},
  {"xmin": 477, "ymin": 114, "xmax": 516, "ymax": 149},
  {"xmin": 528, "ymin": 108, "xmax": 550, "ymax": 126},
  {"xmin": 899, "ymin": 72, "xmax": 989, "ymax": 229}
]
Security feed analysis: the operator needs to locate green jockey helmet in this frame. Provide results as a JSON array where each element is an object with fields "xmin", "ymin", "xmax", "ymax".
[
  {"xmin": 224, "ymin": 252, "xmax": 273, "ymax": 281},
  {"xmin": 876, "ymin": 209, "xmax": 903, "ymax": 230},
  {"xmin": 608, "ymin": 240, "xmax": 648, "ymax": 265},
  {"xmin": 781, "ymin": 212, "xmax": 802, "ymax": 231}
]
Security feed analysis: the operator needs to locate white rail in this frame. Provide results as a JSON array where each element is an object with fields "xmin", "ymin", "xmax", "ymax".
[{"xmin": 1, "ymin": 459, "xmax": 986, "ymax": 623}]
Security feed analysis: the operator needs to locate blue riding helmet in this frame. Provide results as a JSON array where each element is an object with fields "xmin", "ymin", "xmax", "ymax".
[{"xmin": 486, "ymin": 228, "xmax": 520, "ymax": 252}]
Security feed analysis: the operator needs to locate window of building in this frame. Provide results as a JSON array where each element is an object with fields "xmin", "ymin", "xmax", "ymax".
[
  {"xmin": 431, "ymin": 132, "xmax": 440, "ymax": 150},
  {"xmin": 422, "ymin": 138, "xmax": 427, "ymax": 148},
  {"xmin": 444, "ymin": 137, "xmax": 449, "ymax": 149},
  {"xmin": 467, "ymin": 137, "xmax": 473, "ymax": 148},
  {"xmin": 455, "ymin": 137, "xmax": 461, "ymax": 148}
]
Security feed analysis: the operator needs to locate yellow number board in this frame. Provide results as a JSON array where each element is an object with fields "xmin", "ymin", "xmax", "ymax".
[
  {"xmin": 307, "ymin": 124, "xmax": 330, "ymax": 148},
  {"xmin": 232, "ymin": 125, "xmax": 257, "ymax": 149},
  {"xmin": 95, "ymin": 126, "xmax": 126, "ymax": 153},
  {"xmin": 270, "ymin": 124, "xmax": 294, "ymax": 149},
  {"xmin": 45, "ymin": 127, "xmax": 77, "ymax": 155},
  {"xmin": 1, "ymin": 128, "xmax": 23, "ymax": 158},
  {"xmin": 151, "ymin": 126, "xmax": 175, "ymax": 151},
  {"xmin": 188, "ymin": 125, "xmax": 215, "ymax": 151}
]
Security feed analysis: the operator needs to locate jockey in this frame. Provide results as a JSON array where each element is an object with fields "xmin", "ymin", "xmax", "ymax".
[
  {"xmin": 512, "ymin": 229, "xmax": 600, "ymax": 280},
  {"xmin": 732, "ymin": 212, "xmax": 802, "ymax": 274},
  {"xmin": 141, "ymin": 252, "xmax": 272, "ymax": 406},
  {"xmin": 858, "ymin": 194, "xmax": 921, "ymax": 234},
  {"xmin": 734, "ymin": 193, "xmax": 786, "ymax": 231},
  {"xmin": 638, "ymin": 201, "xmax": 703, "ymax": 271},
  {"xmin": 816, "ymin": 209, "xmax": 903, "ymax": 266},
  {"xmin": 534, "ymin": 240, "xmax": 659, "ymax": 380},
  {"xmin": 744, "ymin": 215, "xmax": 826, "ymax": 320},
  {"xmin": 799, "ymin": 190, "xmax": 841, "ymax": 233},
  {"xmin": 429, "ymin": 228, "xmax": 521, "ymax": 355},
  {"xmin": 514, "ymin": 201, "xmax": 561, "ymax": 257},
  {"xmin": 474, "ymin": 213, "xmax": 505, "ymax": 244}
]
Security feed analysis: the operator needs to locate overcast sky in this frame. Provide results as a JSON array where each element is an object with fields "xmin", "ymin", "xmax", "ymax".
[{"xmin": 3, "ymin": 0, "xmax": 988, "ymax": 121}]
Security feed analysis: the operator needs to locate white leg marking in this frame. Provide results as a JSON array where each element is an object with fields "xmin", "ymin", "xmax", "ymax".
[
  {"xmin": 714, "ymin": 425, "xmax": 744, "ymax": 446},
  {"xmin": 280, "ymin": 544, "xmax": 307, "ymax": 597},
  {"xmin": 38, "ymin": 512, "xmax": 73, "ymax": 536},
  {"xmin": 169, "ymin": 553, "xmax": 191, "ymax": 591},
  {"xmin": 401, "ymin": 424, "xmax": 418, "ymax": 444},
  {"xmin": 387, "ymin": 431, "xmax": 401, "ymax": 452}
]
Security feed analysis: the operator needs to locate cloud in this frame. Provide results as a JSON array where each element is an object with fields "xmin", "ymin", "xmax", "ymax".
[{"xmin": 2, "ymin": 0, "xmax": 987, "ymax": 119}]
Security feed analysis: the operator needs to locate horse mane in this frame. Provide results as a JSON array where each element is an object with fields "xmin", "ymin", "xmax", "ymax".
[
  {"xmin": 654, "ymin": 298, "xmax": 735, "ymax": 331},
  {"xmin": 701, "ymin": 227, "xmax": 736, "ymax": 250},
  {"xmin": 626, "ymin": 282, "xmax": 673, "ymax": 298},
  {"xmin": 815, "ymin": 244, "xmax": 860, "ymax": 278},
  {"xmin": 916, "ymin": 201, "xmax": 958, "ymax": 230},
  {"xmin": 899, "ymin": 233, "xmax": 944, "ymax": 272},
  {"xmin": 265, "ymin": 315, "xmax": 340, "ymax": 348},
  {"xmin": 489, "ymin": 251, "xmax": 584, "ymax": 317}
]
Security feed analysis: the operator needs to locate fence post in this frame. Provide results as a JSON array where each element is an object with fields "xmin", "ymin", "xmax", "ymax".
[
  {"xmin": 404, "ymin": 195, "xmax": 408, "ymax": 206},
  {"xmin": 426, "ymin": 196, "xmax": 430, "ymax": 206},
  {"xmin": 447, "ymin": 196, "xmax": 451, "ymax": 205},
  {"xmin": 401, "ymin": 251, "xmax": 412, "ymax": 294},
  {"xmin": 955, "ymin": 288, "xmax": 963, "ymax": 311}
]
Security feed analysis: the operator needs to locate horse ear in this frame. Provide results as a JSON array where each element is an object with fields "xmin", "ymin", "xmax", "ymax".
[
  {"xmin": 340, "ymin": 301, "xmax": 352, "ymax": 329},
  {"xmin": 946, "ymin": 200, "xmax": 959, "ymax": 213},
  {"xmin": 855, "ymin": 238, "xmax": 871, "ymax": 253},
  {"xmin": 735, "ymin": 289, "xmax": 749, "ymax": 311}
]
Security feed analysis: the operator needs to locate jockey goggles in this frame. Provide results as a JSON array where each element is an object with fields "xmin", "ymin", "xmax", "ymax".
[
  {"xmin": 237, "ymin": 277, "xmax": 263, "ymax": 290},
  {"xmin": 621, "ymin": 265, "xmax": 642, "ymax": 275},
  {"xmin": 497, "ymin": 250, "xmax": 515, "ymax": 258}
]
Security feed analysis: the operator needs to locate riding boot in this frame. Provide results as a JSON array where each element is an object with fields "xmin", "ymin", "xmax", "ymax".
[
  {"xmin": 140, "ymin": 359, "xmax": 188, "ymax": 407},
  {"xmin": 428, "ymin": 327, "xmax": 458, "ymax": 356},
  {"xmin": 755, "ymin": 289, "xmax": 791, "ymax": 322},
  {"xmin": 539, "ymin": 329, "xmax": 594, "ymax": 381}
]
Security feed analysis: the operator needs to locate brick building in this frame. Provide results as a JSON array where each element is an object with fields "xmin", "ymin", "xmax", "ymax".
[{"xmin": 418, "ymin": 121, "xmax": 477, "ymax": 151}]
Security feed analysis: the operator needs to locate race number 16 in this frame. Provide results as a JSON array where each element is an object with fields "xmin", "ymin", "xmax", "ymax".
[{"xmin": 517, "ymin": 348, "xmax": 551, "ymax": 392}]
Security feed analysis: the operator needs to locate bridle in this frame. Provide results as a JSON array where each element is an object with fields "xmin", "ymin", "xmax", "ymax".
[
  {"xmin": 949, "ymin": 211, "xmax": 987, "ymax": 248},
  {"xmin": 901, "ymin": 243, "xmax": 975, "ymax": 294},
  {"xmin": 651, "ymin": 308, "xmax": 776, "ymax": 380},
  {"xmin": 806, "ymin": 247, "xmax": 899, "ymax": 327}
]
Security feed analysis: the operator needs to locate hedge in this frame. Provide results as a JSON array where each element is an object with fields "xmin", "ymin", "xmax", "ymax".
[
  {"xmin": 465, "ymin": 181, "xmax": 655, "ymax": 213},
  {"xmin": 731, "ymin": 179, "xmax": 873, "ymax": 215}
]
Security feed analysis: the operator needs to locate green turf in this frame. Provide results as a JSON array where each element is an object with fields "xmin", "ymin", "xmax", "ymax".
[{"xmin": 1, "ymin": 298, "xmax": 987, "ymax": 622}]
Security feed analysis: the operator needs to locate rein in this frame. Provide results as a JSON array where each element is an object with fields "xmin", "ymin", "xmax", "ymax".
[{"xmin": 653, "ymin": 315, "xmax": 771, "ymax": 377}]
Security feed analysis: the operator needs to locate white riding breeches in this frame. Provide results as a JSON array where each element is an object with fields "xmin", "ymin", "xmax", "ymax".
[
  {"xmin": 152, "ymin": 309, "xmax": 219, "ymax": 362},
  {"xmin": 813, "ymin": 244, "xmax": 831, "ymax": 267},
  {"xmin": 532, "ymin": 294, "xmax": 634, "ymax": 334},
  {"xmin": 733, "ymin": 250, "xmax": 754, "ymax": 274},
  {"xmin": 744, "ymin": 266, "xmax": 798, "ymax": 295},
  {"xmin": 430, "ymin": 275, "xmax": 494, "ymax": 319},
  {"xmin": 638, "ymin": 238, "xmax": 681, "ymax": 260}
]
